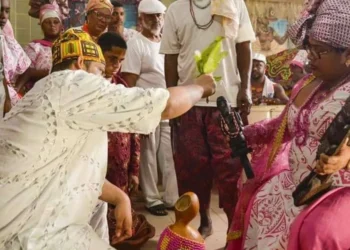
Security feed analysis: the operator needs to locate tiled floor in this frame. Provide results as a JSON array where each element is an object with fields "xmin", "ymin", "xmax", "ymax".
[{"xmin": 133, "ymin": 191, "xmax": 227, "ymax": 250}]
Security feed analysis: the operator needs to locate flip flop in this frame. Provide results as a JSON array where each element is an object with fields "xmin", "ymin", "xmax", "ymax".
[
  {"xmin": 165, "ymin": 206, "xmax": 175, "ymax": 211},
  {"xmin": 146, "ymin": 204, "xmax": 168, "ymax": 216}
]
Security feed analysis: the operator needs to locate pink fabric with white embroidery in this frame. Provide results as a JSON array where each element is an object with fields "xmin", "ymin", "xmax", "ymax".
[
  {"xmin": 230, "ymin": 76, "xmax": 350, "ymax": 250},
  {"xmin": 2, "ymin": 21, "xmax": 31, "ymax": 84},
  {"xmin": 25, "ymin": 42, "xmax": 52, "ymax": 73},
  {"xmin": 1, "ymin": 21, "xmax": 31, "ymax": 104}
]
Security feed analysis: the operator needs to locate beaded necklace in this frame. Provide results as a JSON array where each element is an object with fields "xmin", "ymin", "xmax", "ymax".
[{"xmin": 189, "ymin": 0, "xmax": 214, "ymax": 30}]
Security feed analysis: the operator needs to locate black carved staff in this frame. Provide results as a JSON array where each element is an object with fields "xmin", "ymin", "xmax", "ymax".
[
  {"xmin": 293, "ymin": 94, "xmax": 350, "ymax": 206},
  {"xmin": 217, "ymin": 96, "xmax": 254, "ymax": 179}
]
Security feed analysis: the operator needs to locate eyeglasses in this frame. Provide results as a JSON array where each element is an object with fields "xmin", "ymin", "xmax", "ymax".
[
  {"xmin": 92, "ymin": 11, "xmax": 112, "ymax": 22},
  {"xmin": 304, "ymin": 41, "xmax": 346, "ymax": 60},
  {"xmin": 304, "ymin": 44, "xmax": 331, "ymax": 59}
]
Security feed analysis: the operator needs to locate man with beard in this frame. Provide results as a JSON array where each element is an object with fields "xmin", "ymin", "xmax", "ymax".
[
  {"xmin": 108, "ymin": 1, "xmax": 138, "ymax": 41},
  {"xmin": 122, "ymin": 0, "xmax": 178, "ymax": 216},
  {"xmin": 251, "ymin": 53, "xmax": 289, "ymax": 105}
]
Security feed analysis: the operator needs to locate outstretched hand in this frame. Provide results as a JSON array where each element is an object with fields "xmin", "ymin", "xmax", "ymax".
[{"xmin": 195, "ymin": 74, "xmax": 216, "ymax": 98}]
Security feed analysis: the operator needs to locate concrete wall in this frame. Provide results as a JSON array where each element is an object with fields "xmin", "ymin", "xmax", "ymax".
[{"xmin": 10, "ymin": 0, "xmax": 41, "ymax": 47}]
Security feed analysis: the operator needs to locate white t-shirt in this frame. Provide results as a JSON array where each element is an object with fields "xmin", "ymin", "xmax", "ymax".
[
  {"xmin": 122, "ymin": 33, "xmax": 166, "ymax": 89},
  {"xmin": 123, "ymin": 28, "xmax": 138, "ymax": 42},
  {"xmin": 160, "ymin": 0, "xmax": 255, "ymax": 107}
]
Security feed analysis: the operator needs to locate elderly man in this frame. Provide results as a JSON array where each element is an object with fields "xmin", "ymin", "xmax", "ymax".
[
  {"xmin": 0, "ymin": 28, "xmax": 215, "ymax": 249},
  {"xmin": 108, "ymin": 1, "xmax": 138, "ymax": 41},
  {"xmin": 78, "ymin": 0, "xmax": 113, "ymax": 41},
  {"xmin": 251, "ymin": 53, "xmax": 289, "ymax": 105},
  {"xmin": 122, "ymin": 0, "xmax": 178, "ymax": 216},
  {"xmin": 160, "ymin": 0, "xmax": 256, "ymax": 238}
]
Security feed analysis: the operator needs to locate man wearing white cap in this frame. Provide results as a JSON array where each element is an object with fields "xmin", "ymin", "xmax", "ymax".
[
  {"xmin": 251, "ymin": 53, "xmax": 289, "ymax": 105},
  {"xmin": 122, "ymin": 0, "xmax": 179, "ymax": 216}
]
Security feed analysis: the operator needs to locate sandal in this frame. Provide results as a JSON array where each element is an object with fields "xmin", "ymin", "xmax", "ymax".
[{"xmin": 146, "ymin": 204, "xmax": 168, "ymax": 216}]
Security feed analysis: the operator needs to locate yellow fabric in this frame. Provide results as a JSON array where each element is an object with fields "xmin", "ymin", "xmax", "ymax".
[
  {"xmin": 52, "ymin": 28, "xmax": 105, "ymax": 66},
  {"xmin": 211, "ymin": 0, "xmax": 239, "ymax": 39}
]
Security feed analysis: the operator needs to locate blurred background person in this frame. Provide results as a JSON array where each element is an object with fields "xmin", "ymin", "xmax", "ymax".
[
  {"xmin": 251, "ymin": 53, "xmax": 289, "ymax": 105},
  {"xmin": 108, "ymin": 1, "xmax": 137, "ymax": 41}
]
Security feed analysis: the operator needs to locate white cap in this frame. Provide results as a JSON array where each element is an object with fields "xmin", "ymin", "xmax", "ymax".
[
  {"xmin": 253, "ymin": 53, "xmax": 267, "ymax": 64},
  {"xmin": 138, "ymin": 0, "xmax": 166, "ymax": 14}
]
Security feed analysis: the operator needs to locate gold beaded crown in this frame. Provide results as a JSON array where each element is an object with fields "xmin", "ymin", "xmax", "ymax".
[{"xmin": 52, "ymin": 28, "xmax": 105, "ymax": 67}]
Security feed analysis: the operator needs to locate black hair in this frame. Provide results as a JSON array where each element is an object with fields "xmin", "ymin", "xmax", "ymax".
[
  {"xmin": 111, "ymin": 1, "xmax": 123, "ymax": 8},
  {"xmin": 51, "ymin": 59, "xmax": 92, "ymax": 72},
  {"xmin": 97, "ymin": 32, "xmax": 127, "ymax": 52}
]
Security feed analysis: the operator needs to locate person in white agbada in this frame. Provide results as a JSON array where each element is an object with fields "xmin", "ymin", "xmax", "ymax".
[
  {"xmin": 121, "ymin": 0, "xmax": 179, "ymax": 216},
  {"xmin": 0, "ymin": 28, "xmax": 216, "ymax": 249},
  {"xmin": 251, "ymin": 53, "xmax": 289, "ymax": 105}
]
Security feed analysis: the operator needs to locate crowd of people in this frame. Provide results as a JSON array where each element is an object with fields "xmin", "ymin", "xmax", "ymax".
[{"xmin": 0, "ymin": 0, "xmax": 350, "ymax": 249}]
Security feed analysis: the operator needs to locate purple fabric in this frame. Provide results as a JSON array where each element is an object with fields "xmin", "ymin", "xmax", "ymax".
[{"xmin": 288, "ymin": 0, "xmax": 350, "ymax": 48}]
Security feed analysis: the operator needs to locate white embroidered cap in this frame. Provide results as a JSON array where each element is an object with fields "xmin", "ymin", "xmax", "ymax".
[
  {"xmin": 253, "ymin": 53, "xmax": 267, "ymax": 64},
  {"xmin": 138, "ymin": 0, "xmax": 167, "ymax": 14}
]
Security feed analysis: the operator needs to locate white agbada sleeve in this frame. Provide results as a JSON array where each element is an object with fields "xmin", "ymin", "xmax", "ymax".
[
  {"xmin": 59, "ymin": 70, "xmax": 169, "ymax": 134},
  {"xmin": 121, "ymin": 38, "xmax": 142, "ymax": 75}
]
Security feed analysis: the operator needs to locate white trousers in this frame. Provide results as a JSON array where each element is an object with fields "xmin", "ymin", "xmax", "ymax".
[{"xmin": 140, "ymin": 122, "xmax": 179, "ymax": 208}]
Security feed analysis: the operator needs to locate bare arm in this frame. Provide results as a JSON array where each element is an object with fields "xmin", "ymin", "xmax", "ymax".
[
  {"xmin": 236, "ymin": 41, "xmax": 253, "ymax": 124},
  {"xmin": 99, "ymin": 180, "xmax": 132, "ymax": 243},
  {"xmin": 2, "ymin": 80, "xmax": 11, "ymax": 116},
  {"xmin": 161, "ymin": 74, "xmax": 214, "ymax": 120},
  {"xmin": 236, "ymin": 41, "xmax": 252, "ymax": 93},
  {"xmin": 274, "ymin": 84, "xmax": 289, "ymax": 104},
  {"xmin": 164, "ymin": 54, "xmax": 179, "ymax": 88},
  {"xmin": 121, "ymin": 72, "xmax": 139, "ymax": 87},
  {"xmin": 99, "ymin": 179, "xmax": 129, "ymax": 205}
]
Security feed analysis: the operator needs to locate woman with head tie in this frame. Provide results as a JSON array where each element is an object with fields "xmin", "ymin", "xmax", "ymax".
[{"xmin": 227, "ymin": 0, "xmax": 350, "ymax": 249}]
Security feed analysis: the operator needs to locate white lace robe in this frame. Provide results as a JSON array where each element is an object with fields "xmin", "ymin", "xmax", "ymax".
[{"xmin": 0, "ymin": 70, "xmax": 169, "ymax": 249}]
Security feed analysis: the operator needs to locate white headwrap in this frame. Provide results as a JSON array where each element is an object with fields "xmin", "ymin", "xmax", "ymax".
[
  {"xmin": 39, "ymin": 4, "xmax": 62, "ymax": 24},
  {"xmin": 40, "ymin": 10, "xmax": 61, "ymax": 24}
]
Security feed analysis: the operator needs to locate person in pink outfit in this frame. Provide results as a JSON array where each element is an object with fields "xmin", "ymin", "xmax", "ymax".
[
  {"xmin": 15, "ymin": 3, "xmax": 62, "ymax": 95},
  {"xmin": 227, "ymin": 0, "xmax": 350, "ymax": 249},
  {"xmin": 0, "ymin": 0, "xmax": 31, "ymax": 106}
]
